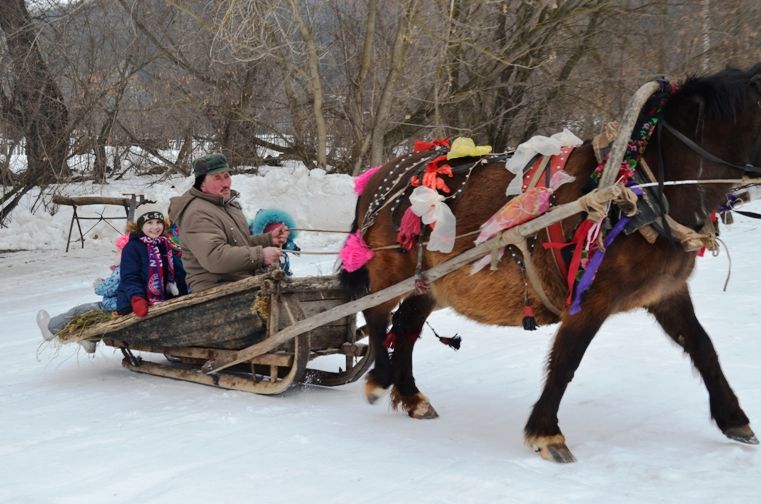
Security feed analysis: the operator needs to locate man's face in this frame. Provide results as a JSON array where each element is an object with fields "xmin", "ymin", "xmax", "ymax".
[{"xmin": 200, "ymin": 171, "xmax": 232, "ymax": 200}]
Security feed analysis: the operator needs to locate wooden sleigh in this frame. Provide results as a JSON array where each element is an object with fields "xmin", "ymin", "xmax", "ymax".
[{"xmin": 70, "ymin": 270, "xmax": 373, "ymax": 395}]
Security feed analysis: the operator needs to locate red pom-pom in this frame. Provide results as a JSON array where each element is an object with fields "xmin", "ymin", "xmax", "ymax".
[{"xmin": 396, "ymin": 207, "xmax": 422, "ymax": 251}]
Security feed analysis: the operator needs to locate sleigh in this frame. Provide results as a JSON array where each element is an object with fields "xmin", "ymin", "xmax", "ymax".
[{"xmin": 68, "ymin": 270, "xmax": 374, "ymax": 394}]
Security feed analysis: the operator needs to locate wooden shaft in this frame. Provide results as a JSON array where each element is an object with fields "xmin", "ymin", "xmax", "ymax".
[{"xmin": 598, "ymin": 81, "xmax": 661, "ymax": 188}]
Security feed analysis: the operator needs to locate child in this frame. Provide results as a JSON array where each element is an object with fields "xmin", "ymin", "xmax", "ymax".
[
  {"xmin": 249, "ymin": 208, "xmax": 300, "ymax": 276},
  {"xmin": 94, "ymin": 233, "xmax": 129, "ymax": 311},
  {"xmin": 36, "ymin": 233, "xmax": 129, "ymax": 352},
  {"xmin": 116, "ymin": 204, "xmax": 188, "ymax": 317}
]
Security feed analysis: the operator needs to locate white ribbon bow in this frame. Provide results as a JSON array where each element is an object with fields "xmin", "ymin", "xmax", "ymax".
[{"xmin": 409, "ymin": 186, "xmax": 456, "ymax": 253}]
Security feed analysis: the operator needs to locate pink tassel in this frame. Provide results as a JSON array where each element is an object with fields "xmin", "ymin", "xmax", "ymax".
[
  {"xmin": 396, "ymin": 207, "xmax": 422, "ymax": 251},
  {"xmin": 354, "ymin": 166, "xmax": 382, "ymax": 195},
  {"xmin": 339, "ymin": 230, "xmax": 375, "ymax": 272}
]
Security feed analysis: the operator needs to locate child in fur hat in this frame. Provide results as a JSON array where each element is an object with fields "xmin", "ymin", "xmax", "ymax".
[
  {"xmin": 249, "ymin": 208, "xmax": 300, "ymax": 276},
  {"xmin": 36, "ymin": 232, "xmax": 130, "ymax": 353},
  {"xmin": 115, "ymin": 203, "xmax": 188, "ymax": 318}
]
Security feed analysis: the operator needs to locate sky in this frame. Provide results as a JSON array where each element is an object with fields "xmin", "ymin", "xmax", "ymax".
[{"xmin": 1, "ymin": 167, "xmax": 760, "ymax": 503}]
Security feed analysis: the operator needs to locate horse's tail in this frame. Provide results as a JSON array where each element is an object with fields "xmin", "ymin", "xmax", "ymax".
[
  {"xmin": 338, "ymin": 213, "xmax": 370, "ymax": 298},
  {"xmin": 338, "ymin": 263, "xmax": 370, "ymax": 298}
]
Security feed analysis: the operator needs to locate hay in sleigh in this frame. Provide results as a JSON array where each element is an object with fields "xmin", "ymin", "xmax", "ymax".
[{"xmin": 56, "ymin": 310, "xmax": 114, "ymax": 342}]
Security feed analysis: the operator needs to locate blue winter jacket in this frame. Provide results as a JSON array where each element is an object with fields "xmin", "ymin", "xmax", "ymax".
[
  {"xmin": 94, "ymin": 267, "xmax": 120, "ymax": 311},
  {"xmin": 116, "ymin": 233, "xmax": 189, "ymax": 314}
]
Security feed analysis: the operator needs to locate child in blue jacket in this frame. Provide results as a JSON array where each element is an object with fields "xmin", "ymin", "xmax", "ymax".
[
  {"xmin": 36, "ymin": 233, "xmax": 129, "ymax": 352},
  {"xmin": 116, "ymin": 204, "xmax": 188, "ymax": 317}
]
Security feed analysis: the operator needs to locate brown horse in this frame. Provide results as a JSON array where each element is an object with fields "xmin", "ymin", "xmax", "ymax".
[{"xmin": 340, "ymin": 64, "xmax": 761, "ymax": 463}]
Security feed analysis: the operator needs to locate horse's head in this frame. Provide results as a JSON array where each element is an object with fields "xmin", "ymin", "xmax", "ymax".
[
  {"xmin": 652, "ymin": 63, "xmax": 761, "ymax": 225},
  {"xmin": 661, "ymin": 63, "xmax": 761, "ymax": 173}
]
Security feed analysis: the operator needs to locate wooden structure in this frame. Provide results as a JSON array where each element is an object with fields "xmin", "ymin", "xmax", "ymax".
[
  {"xmin": 53, "ymin": 194, "xmax": 145, "ymax": 251},
  {"xmin": 71, "ymin": 270, "xmax": 372, "ymax": 394}
]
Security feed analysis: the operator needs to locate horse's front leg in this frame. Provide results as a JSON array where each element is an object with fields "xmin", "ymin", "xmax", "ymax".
[
  {"xmin": 388, "ymin": 293, "xmax": 438, "ymax": 419},
  {"xmin": 524, "ymin": 309, "xmax": 608, "ymax": 463},
  {"xmin": 647, "ymin": 287, "xmax": 758, "ymax": 445}
]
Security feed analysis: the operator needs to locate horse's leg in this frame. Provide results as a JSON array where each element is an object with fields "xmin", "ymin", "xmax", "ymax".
[
  {"xmin": 647, "ymin": 287, "xmax": 758, "ymax": 445},
  {"xmin": 388, "ymin": 293, "xmax": 438, "ymax": 419},
  {"xmin": 363, "ymin": 299, "xmax": 399, "ymax": 404},
  {"xmin": 524, "ymin": 310, "xmax": 608, "ymax": 463}
]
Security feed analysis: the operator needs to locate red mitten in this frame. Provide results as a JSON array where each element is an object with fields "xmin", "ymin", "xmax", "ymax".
[{"xmin": 131, "ymin": 296, "xmax": 148, "ymax": 317}]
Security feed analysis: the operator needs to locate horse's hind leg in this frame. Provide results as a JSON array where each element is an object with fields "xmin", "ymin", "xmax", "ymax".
[
  {"xmin": 647, "ymin": 287, "xmax": 758, "ymax": 445},
  {"xmin": 524, "ymin": 310, "xmax": 608, "ymax": 463},
  {"xmin": 363, "ymin": 299, "xmax": 398, "ymax": 404},
  {"xmin": 388, "ymin": 293, "xmax": 438, "ymax": 419}
]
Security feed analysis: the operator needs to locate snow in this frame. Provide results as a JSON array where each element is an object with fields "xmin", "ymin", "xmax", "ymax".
[{"xmin": 2, "ymin": 168, "xmax": 760, "ymax": 503}]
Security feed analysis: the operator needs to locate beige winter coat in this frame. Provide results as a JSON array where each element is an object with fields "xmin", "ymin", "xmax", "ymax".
[{"xmin": 168, "ymin": 188, "xmax": 272, "ymax": 292}]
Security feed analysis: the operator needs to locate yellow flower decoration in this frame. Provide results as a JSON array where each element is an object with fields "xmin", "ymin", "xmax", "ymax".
[{"xmin": 446, "ymin": 137, "xmax": 492, "ymax": 160}]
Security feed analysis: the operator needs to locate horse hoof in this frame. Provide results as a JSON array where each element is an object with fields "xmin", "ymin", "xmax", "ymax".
[
  {"xmin": 390, "ymin": 389, "xmax": 439, "ymax": 419},
  {"xmin": 364, "ymin": 381, "xmax": 390, "ymax": 405},
  {"xmin": 724, "ymin": 425, "xmax": 760, "ymax": 445},
  {"xmin": 536, "ymin": 443, "xmax": 577, "ymax": 463},
  {"xmin": 409, "ymin": 402, "xmax": 439, "ymax": 419},
  {"xmin": 527, "ymin": 434, "xmax": 576, "ymax": 463}
]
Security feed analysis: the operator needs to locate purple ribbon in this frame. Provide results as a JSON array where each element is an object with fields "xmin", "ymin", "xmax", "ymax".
[{"xmin": 569, "ymin": 186, "xmax": 642, "ymax": 315}]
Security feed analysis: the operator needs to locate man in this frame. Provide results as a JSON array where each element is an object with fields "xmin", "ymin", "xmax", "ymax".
[{"xmin": 168, "ymin": 153, "xmax": 288, "ymax": 292}]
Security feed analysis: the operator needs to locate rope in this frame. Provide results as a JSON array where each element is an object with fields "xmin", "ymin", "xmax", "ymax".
[
  {"xmin": 290, "ymin": 228, "xmax": 351, "ymax": 233},
  {"xmin": 287, "ymin": 175, "xmax": 756, "ymax": 260},
  {"xmin": 577, "ymin": 185, "xmax": 639, "ymax": 222},
  {"xmin": 633, "ymin": 177, "xmax": 761, "ymax": 188},
  {"xmin": 717, "ymin": 237, "xmax": 732, "ymax": 292},
  {"xmin": 282, "ymin": 228, "xmax": 483, "ymax": 256}
]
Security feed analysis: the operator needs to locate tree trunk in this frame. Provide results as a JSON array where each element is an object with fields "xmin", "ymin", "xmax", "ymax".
[
  {"xmin": 368, "ymin": 0, "xmax": 418, "ymax": 165},
  {"xmin": 289, "ymin": 0, "xmax": 328, "ymax": 169},
  {"xmin": 0, "ymin": 0, "xmax": 70, "ymax": 186}
]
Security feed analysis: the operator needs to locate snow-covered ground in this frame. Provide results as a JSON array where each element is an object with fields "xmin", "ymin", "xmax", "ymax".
[{"xmin": 1, "ymin": 169, "xmax": 760, "ymax": 503}]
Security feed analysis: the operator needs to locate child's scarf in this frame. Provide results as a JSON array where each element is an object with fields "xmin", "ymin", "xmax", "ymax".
[{"xmin": 139, "ymin": 235, "xmax": 179, "ymax": 305}]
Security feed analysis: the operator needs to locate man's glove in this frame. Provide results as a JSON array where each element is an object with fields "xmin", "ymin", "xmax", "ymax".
[{"xmin": 131, "ymin": 296, "xmax": 149, "ymax": 317}]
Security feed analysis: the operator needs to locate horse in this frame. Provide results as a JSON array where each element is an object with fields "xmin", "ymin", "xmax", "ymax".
[{"xmin": 339, "ymin": 64, "xmax": 761, "ymax": 463}]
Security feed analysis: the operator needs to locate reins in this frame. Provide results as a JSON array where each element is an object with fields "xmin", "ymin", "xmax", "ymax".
[
  {"xmin": 633, "ymin": 177, "xmax": 761, "ymax": 189},
  {"xmin": 288, "ymin": 175, "xmax": 761, "ymax": 257},
  {"xmin": 660, "ymin": 119, "xmax": 761, "ymax": 175}
]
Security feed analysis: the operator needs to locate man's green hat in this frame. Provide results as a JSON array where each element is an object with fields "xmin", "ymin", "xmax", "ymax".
[{"xmin": 193, "ymin": 153, "xmax": 230, "ymax": 177}]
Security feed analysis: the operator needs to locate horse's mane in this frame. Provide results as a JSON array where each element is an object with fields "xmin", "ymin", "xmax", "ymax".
[{"xmin": 668, "ymin": 63, "xmax": 761, "ymax": 121}]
